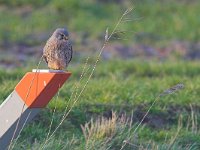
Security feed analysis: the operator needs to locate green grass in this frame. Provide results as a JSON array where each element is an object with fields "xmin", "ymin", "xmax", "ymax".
[
  {"xmin": 0, "ymin": 0, "xmax": 199, "ymax": 45},
  {"xmin": 0, "ymin": 0, "xmax": 200, "ymax": 149},
  {"xmin": 1, "ymin": 59, "xmax": 200, "ymax": 149}
]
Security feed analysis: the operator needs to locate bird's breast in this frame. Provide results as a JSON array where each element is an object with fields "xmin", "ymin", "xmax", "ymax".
[{"xmin": 48, "ymin": 58, "xmax": 66, "ymax": 70}]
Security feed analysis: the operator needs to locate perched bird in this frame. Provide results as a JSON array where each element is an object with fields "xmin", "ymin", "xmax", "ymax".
[{"xmin": 43, "ymin": 28, "xmax": 73, "ymax": 70}]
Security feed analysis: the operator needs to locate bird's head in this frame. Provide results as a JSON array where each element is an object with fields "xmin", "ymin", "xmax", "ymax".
[{"xmin": 53, "ymin": 28, "xmax": 69, "ymax": 41}]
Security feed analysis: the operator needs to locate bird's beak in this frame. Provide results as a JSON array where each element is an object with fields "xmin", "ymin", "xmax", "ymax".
[{"xmin": 64, "ymin": 36, "xmax": 69, "ymax": 40}]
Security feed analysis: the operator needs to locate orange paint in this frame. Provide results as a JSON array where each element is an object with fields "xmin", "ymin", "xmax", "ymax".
[{"xmin": 15, "ymin": 71, "xmax": 71, "ymax": 108}]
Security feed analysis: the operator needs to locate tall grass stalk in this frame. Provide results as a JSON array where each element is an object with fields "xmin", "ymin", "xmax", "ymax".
[
  {"xmin": 39, "ymin": 56, "xmax": 91, "ymax": 149},
  {"xmin": 40, "ymin": 6, "xmax": 134, "ymax": 147},
  {"xmin": 120, "ymin": 83, "xmax": 184, "ymax": 150}
]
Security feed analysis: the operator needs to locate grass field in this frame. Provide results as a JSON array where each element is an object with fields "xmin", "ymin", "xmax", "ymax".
[
  {"xmin": 1, "ymin": 60, "xmax": 200, "ymax": 149},
  {"xmin": 0, "ymin": 0, "xmax": 199, "ymax": 45},
  {"xmin": 0, "ymin": 0, "xmax": 200, "ymax": 149}
]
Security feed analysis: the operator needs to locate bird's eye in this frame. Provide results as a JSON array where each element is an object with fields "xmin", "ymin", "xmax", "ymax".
[
  {"xmin": 60, "ymin": 34, "xmax": 65, "ymax": 39},
  {"xmin": 58, "ymin": 34, "xmax": 64, "ymax": 40}
]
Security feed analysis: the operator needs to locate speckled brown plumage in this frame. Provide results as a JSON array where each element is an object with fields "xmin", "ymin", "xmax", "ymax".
[{"xmin": 43, "ymin": 28, "xmax": 73, "ymax": 70}]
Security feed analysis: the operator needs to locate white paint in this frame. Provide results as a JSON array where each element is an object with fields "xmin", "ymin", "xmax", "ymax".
[
  {"xmin": 44, "ymin": 81, "xmax": 47, "ymax": 87},
  {"xmin": 32, "ymin": 69, "xmax": 65, "ymax": 73}
]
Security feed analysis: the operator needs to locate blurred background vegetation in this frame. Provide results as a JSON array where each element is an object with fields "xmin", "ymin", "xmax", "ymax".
[
  {"xmin": 0, "ymin": 0, "xmax": 200, "ymax": 149},
  {"xmin": 0, "ymin": 0, "xmax": 200, "ymax": 68}
]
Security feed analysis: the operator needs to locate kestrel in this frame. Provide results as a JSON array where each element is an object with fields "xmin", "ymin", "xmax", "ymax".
[{"xmin": 43, "ymin": 28, "xmax": 73, "ymax": 70}]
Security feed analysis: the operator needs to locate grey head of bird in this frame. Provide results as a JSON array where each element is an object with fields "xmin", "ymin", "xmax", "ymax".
[{"xmin": 53, "ymin": 28, "xmax": 69, "ymax": 41}]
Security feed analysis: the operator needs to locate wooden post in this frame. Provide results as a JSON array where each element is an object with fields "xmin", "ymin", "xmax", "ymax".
[{"xmin": 0, "ymin": 69, "xmax": 71, "ymax": 150}]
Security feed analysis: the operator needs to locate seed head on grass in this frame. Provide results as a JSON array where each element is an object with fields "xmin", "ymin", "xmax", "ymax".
[
  {"xmin": 42, "ymin": 6, "xmax": 135, "ymax": 146},
  {"xmin": 120, "ymin": 83, "xmax": 185, "ymax": 150},
  {"xmin": 105, "ymin": 27, "xmax": 109, "ymax": 42},
  {"xmin": 159, "ymin": 83, "xmax": 184, "ymax": 97}
]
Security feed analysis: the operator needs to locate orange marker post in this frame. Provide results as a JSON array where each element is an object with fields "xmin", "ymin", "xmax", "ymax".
[{"xmin": 0, "ymin": 69, "xmax": 71, "ymax": 150}]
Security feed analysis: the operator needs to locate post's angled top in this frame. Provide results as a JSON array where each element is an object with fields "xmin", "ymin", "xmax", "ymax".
[{"xmin": 15, "ymin": 71, "xmax": 71, "ymax": 108}]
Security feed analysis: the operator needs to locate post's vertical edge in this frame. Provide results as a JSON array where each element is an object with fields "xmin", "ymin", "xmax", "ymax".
[{"xmin": 0, "ymin": 91, "xmax": 41, "ymax": 150}]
